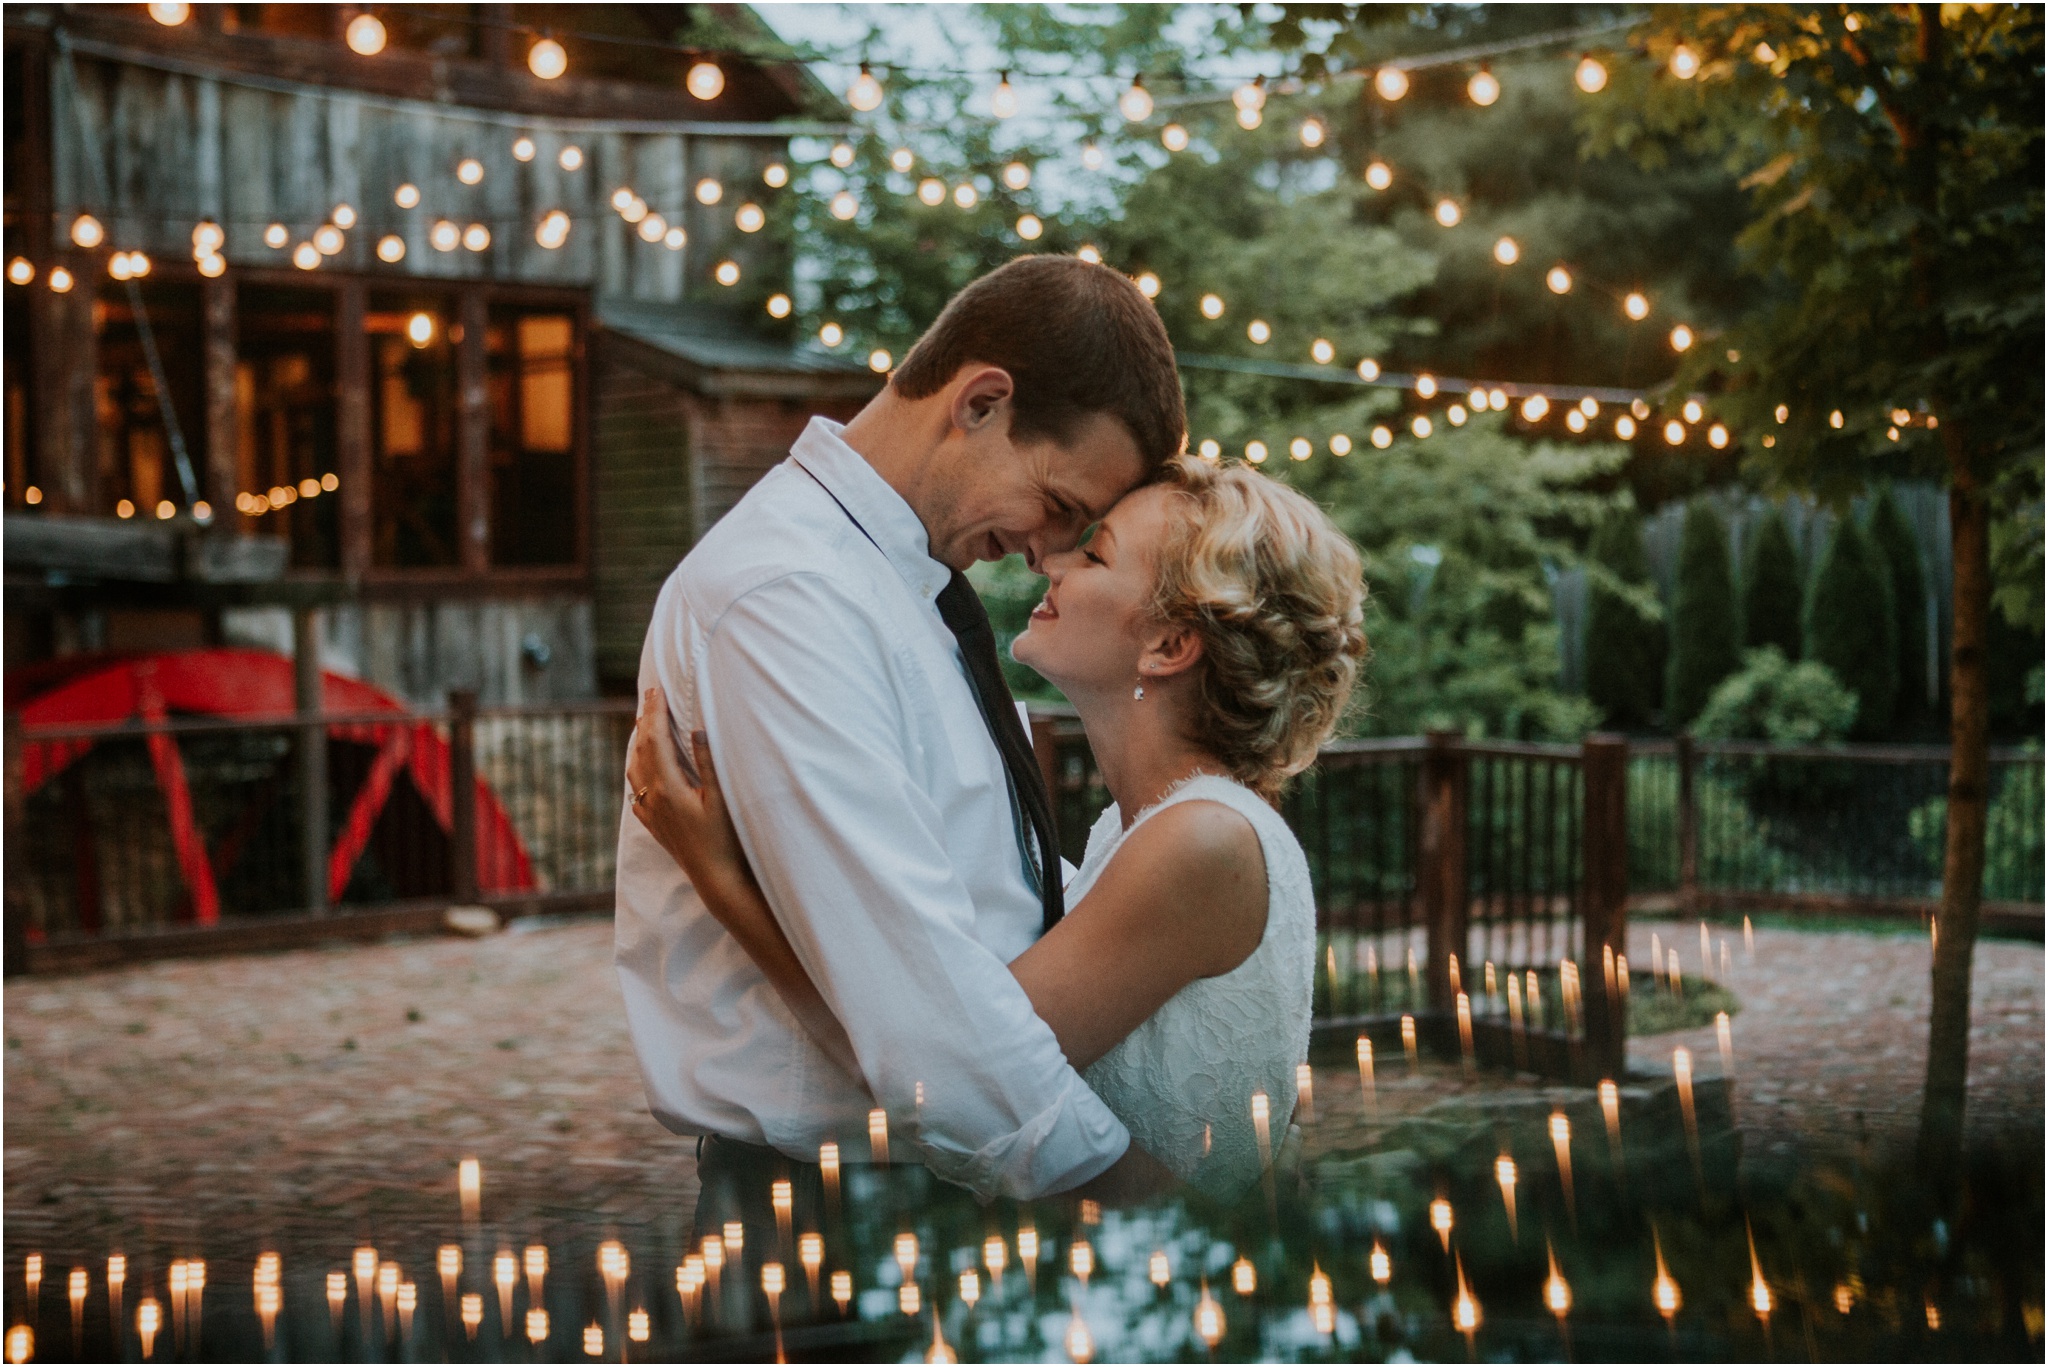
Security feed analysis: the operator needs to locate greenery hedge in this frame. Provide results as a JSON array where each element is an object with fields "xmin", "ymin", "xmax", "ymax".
[
  {"xmin": 1867, "ymin": 486, "xmax": 1932, "ymax": 732},
  {"xmin": 1666, "ymin": 500, "xmax": 1742, "ymax": 728},
  {"xmin": 1741, "ymin": 507, "xmax": 1804, "ymax": 660},
  {"xmin": 1806, "ymin": 516, "xmax": 1899, "ymax": 739},
  {"xmin": 1584, "ymin": 505, "xmax": 1666, "ymax": 729}
]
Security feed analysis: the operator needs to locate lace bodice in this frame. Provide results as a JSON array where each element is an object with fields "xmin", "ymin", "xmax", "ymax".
[{"xmin": 1071, "ymin": 774, "xmax": 1315, "ymax": 1202}]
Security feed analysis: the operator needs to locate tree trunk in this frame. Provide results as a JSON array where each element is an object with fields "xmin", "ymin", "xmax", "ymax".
[{"xmin": 1916, "ymin": 442, "xmax": 1991, "ymax": 1173}]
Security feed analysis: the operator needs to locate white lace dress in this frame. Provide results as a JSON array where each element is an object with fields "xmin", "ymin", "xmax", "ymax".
[{"xmin": 1070, "ymin": 774, "xmax": 1316, "ymax": 1202}]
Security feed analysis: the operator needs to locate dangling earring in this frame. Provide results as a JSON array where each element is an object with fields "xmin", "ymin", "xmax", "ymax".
[{"xmin": 1133, "ymin": 669, "xmax": 1146, "ymax": 701}]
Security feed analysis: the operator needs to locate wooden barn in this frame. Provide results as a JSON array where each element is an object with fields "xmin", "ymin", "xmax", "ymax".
[{"xmin": 3, "ymin": 3, "xmax": 879, "ymax": 704}]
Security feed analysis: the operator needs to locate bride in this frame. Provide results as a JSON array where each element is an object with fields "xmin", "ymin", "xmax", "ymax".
[{"xmin": 629, "ymin": 454, "xmax": 1367, "ymax": 1200}]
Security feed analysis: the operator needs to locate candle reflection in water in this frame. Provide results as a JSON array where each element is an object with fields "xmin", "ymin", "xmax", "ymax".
[
  {"xmin": 1431, "ymin": 1196, "xmax": 1454, "ymax": 1252},
  {"xmin": 461, "ymin": 1293, "xmax": 483, "ymax": 1340},
  {"xmin": 327, "ymin": 1271, "xmax": 347, "ymax": 1334},
  {"xmin": 1457, "ymin": 993, "xmax": 1475, "ymax": 1072},
  {"xmin": 1356, "ymin": 1036, "xmax": 1377, "ymax": 1121},
  {"xmin": 494, "ymin": 1251, "xmax": 517, "ymax": 1330},
  {"xmin": 799, "ymin": 1233, "xmax": 824, "ymax": 1302},
  {"xmin": 1452, "ymin": 1253, "xmax": 1482, "ymax": 1352},
  {"xmin": 1495, "ymin": 1155, "xmax": 1519, "ymax": 1241},
  {"xmin": 1308, "ymin": 1263, "xmax": 1335, "ymax": 1335},
  {"xmin": 1550, "ymin": 1111, "xmax": 1576, "ymax": 1222},
  {"xmin": 137, "ymin": 1297, "xmax": 161, "ymax": 1360},
  {"xmin": 1370, "ymin": 1241, "xmax": 1391, "ymax": 1286},
  {"xmin": 1401, "ymin": 1014, "xmax": 1419, "ymax": 1072}
]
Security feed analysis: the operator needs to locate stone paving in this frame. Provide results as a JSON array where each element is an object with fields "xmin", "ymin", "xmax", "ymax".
[{"xmin": 5, "ymin": 911, "xmax": 2040, "ymax": 1275}]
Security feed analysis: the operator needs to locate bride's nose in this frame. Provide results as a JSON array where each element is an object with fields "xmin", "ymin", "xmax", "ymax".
[{"xmin": 1039, "ymin": 548, "xmax": 1078, "ymax": 585}]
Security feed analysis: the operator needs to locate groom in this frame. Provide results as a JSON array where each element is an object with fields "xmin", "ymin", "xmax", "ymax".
[{"xmin": 615, "ymin": 255, "xmax": 1186, "ymax": 1203}]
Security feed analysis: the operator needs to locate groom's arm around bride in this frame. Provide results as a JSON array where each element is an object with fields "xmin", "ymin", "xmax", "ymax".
[{"xmin": 614, "ymin": 256, "xmax": 1188, "ymax": 1200}]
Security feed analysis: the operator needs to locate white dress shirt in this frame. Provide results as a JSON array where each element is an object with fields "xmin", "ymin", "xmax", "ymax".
[{"xmin": 614, "ymin": 417, "xmax": 1130, "ymax": 1200}]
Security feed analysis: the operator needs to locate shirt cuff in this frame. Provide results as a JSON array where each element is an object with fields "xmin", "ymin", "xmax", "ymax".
[{"xmin": 916, "ymin": 1074, "xmax": 1130, "ymax": 1201}]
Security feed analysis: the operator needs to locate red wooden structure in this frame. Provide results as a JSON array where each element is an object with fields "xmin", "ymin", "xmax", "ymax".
[{"xmin": 14, "ymin": 650, "xmax": 534, "ymax": 927}]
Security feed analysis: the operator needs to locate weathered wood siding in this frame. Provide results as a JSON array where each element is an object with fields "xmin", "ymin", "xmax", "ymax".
[
  {"xmin": 50, "ymin": 52, "xmax": 789, "ymax": 305},
  {"xmin": 591, "ymin": 340, "xmax": 694, "ymax": 687}
]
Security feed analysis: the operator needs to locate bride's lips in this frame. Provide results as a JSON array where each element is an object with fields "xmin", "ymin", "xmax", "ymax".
[{"xmin": 1029, "ymin": 591, "xmax": 1058, "ymax": 621}]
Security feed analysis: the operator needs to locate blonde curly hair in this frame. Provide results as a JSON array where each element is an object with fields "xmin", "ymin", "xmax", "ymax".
[{"xmin": 1147, "ymin": 457, "xmax": 1369, "ymax": 801}]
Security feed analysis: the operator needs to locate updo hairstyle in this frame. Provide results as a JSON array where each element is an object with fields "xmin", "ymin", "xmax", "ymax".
[{"xmin": 1146, "ymin": 457, "xmax": 1369, "ymax": 801}]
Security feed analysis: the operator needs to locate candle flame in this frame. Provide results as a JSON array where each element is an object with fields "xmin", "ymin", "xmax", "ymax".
[
  {"xmin": 1370, "ymin": 1241, "xmax": 1391, "ymax": 1284},
  {"xmin": 1717, "ymin": 1011, "xmax": 1735, "ymax": 1078},
  {"xmin": 1545, "ymin": 1240, "xmax": 1572, "ymax": 1317},
  {"xmin": 1295, "ymin": 1062, "xmax": 1316, "ymax": 1121},
  {"xmin": 1431, "ymin": 1196, "xmax": 1453, "ymax": 1251},
  {"xmin": 1195, "ymin": 1282, "xmax": 1227, "ymax": 1346},
  {"xmin": 1231, "ymin": 1257, "xmax": 1256, "ymax": 1296},
  {"xmin": 1457, "ymin": 992, "xmax": 1475, "ymax": 1071},
  {"xmin": 1747, "ymin": 1223, "xmax": 1772, "ymax": 1320},
  {"xmin": 869, "ymin": 1109, "xmax": 891, "ymax": 1165},
  {"xmin": 1069, "ymin": 1240, "xmax": 1094, "ymax": 1283},
  {"xmin": 1652, "ymin": 1229, "xmax": 1682, "ymax": 1320},
  {"xmin": 831, "ymin": 1270, "xmax": 853, "ymax": 1313},
  {"xmin": 1453, "ymin": 1253, "xmax": 1482, "ymax": 1338},
  {"xmin": 1150, "ymin": 1250, "xmax": 1171, "ymax": 1287},
  {"xmin": 1496, "ymin": 1154, "xmax": 1519, "ymax": 1240},
  {"xmin": 1401, "ymin": 1014, "xmax": 1418, "ymax": 1071},
  {"xmin": 961, "ymin": 1267, "xmax": 982, "ymax": 1305}
]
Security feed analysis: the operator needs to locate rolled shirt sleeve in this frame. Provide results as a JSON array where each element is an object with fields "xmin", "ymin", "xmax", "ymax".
[{"xmin": 694, "ymin": 572, "xmax": 1129, "ymax": 1199}]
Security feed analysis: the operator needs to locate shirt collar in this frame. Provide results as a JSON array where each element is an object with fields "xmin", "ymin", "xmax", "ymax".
[{"xmin": 790, "ymin": 416, "xmax": 953, "ymax": 603}]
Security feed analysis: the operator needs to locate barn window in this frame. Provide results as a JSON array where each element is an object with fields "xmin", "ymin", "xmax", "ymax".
[
  {"xmin": 367, "ymin": 291, "xmax": 460, "ymax": 568},
  {"xmin": 486, "ymin": 307, "xmax": 578, "ymax": 566},
  {"xmin": 93, "ymin": 280, "xmax": 206, "ymax": 519},
  {"xmin": 235, "ymin": 285, "xmax": 338, "ymax": 568}
]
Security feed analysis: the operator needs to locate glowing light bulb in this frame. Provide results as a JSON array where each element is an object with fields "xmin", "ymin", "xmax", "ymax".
[
  {"xmin": 687, "ymin": 61, "xmax": 725, "ymax": 101},
  {"xmin": 1547, "ymin": 265, "xmax": 1573, "ymax": 294},
  {"xmin": 1576, "ymin": 55, "xmax": 1609, "ymax": 93},
  {"xmin": 1016, "ymin": 214, "xmax": 1043, "ymax": 240},
  {"xmin": 1468, "ymin": 68, "xmax": 1501, "ymax": 106},
  {"xmin": 1449, "ymin": 404, "xmax": 1469, "ymax": 426},
  {"xmin": 1493, "ymin": 236, "xmax": 1519, "ymax": 264},
  {"xmin": 512, "ymin": 136, "xmax": 535, "ymax": 162},
  {"xmin": 1670, "ymin": 324, "xmax": 1694, "ymax": 351},
  {"xmin": 1134, "ymin": 271, "xmax": 1160, "ymax": 298},
  {"xmin": 1231, "ymin": 1258, "xmax": 1256, "ymax": 1295},
  {"xmin": 1199, "ymin": 293, "xmax": 1225, "ymax": 320},
  {"xmin": 1435, "ymin": 199, "xmax": 1461, "ymax": 227},
  {"xmin": 991, "ymin": 72, "xmax": 1018, "ymax": 119},
  {"xmin": 1625, "ymin": 291, "xmax": 1650, "ymax": 319},
  {"xmin": 529, "ymin": 38, "xmax": 567, "ymax": 80},
  {"xmin": 637, "ymin": 213, "xmax": 668, "ymax": 244},
  {"xmin": 1375, "ymin": 66, "xmax": 1409, "ymax": 101},
  {"xmin": 558, "ymin": 145, "xmax": 584, "ymax": 171},
  {"xmin": 1162, "ymin": 123, "xmax": 1190, "ymax": 152},
  {"xmin": 71, "ymin": 214, "xmax": 104, "ymax": 249},
  {"xmin": 1566, "ymin": 409, "xmax": 1587, "ymax": 433},
  {"xmin": 1310, "ymin": 338, "xmax": 1335, "ymax": 364},
  {"xmin": 763, "ymin": 162, "xmax": 789, "ymax": 187},
  {"xmin": 1415, "ymin": 374, "xmax": 1438, "ymax": 399},
  {"xmin": 346, "ymin": 13, "xmax": 386, "ymax": 55},
  {"xmin": 406, "ymin": 312, "xmax": 435, "ymax": 346},
  {"xmin": 1411, "ymin": 415, "xmax": 1433, "ymax": 438},
  {"xmin": 830, "ymin": 191, "xmax": 859, "ymax": 220},
  {"xmin": 1669, "ymin": 44, "xmax": 1700, "ymax": 80},
  {"xmin": 848, "ymin": 65, "xmax": 884, "ymax": 112},
  {"xmin": 1364, "ymin": 161, "xmax": 1393, "ymax": 191},
  {"xmin": 1198, "ymin": 439, "xmax": 1221, "ymax": 461},
  {"xmin": 1081, "ymin": 143, "xmax": 1105, "ymax": 170},
  {"xmin": 695, "ymin": 177, "xmax": 724, "ymax": 206},
  {"xmin": 1119, "ymin": 77, "xmax": 1153, "ymax": 122}
]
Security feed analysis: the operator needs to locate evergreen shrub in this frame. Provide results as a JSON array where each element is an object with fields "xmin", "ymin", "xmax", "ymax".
[
  {"xmin": 1583, "ymin": 506, "xmax": 1666, "ymax": 729},
  {"xmin": 1666, "ymin": 500, "xmax": 1741, "ymax": 728},
  {"xmin": 1741, "ymin": 508, "xmax": 1804, "ymax": 659},
  {"xmin": 1805, "ymin": 517, "xmax": 1898, "ymax": 738},
  {"xmin": 1867, "ymin": 487, "xmax": 1931, "ymax": 731}
]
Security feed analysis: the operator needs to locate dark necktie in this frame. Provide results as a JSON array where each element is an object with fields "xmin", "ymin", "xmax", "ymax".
[{"xmin": 935, "ymin": 571, "xmax": 1064, "ymax": 934}]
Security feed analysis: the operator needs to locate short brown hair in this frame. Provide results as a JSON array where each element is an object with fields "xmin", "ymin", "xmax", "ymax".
[
  {"xmin": 890, "ymin": 255, "xmax": 1186, "ymax": 471},
  {"xmin": 1148, "ymin": 456, "xmax": 1369, "ymax": 800}
]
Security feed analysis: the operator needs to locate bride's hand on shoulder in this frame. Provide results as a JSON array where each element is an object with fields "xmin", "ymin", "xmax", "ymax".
[{"xmin": 628, "ymin": 687, "xmax": 758, "ymax": 899}]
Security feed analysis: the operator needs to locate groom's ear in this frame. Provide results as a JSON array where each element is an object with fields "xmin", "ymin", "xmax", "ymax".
[
  {"xmin": 1140, "ymin": 623, "xmax": 1204, "ymax": 680},
  {"xmin": 949, "ymin": 365, "xmax": 1017, "ymax": 436}
]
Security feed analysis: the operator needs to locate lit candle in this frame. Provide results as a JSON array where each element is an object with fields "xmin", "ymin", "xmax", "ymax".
[
  {"xmin": 1195, "ymin": 1283, "xmax": 1226, "ymax": 1347},
  {"xmin": 327, "ymin": 1271, "xmax": 348, "ymax": 1334},
  {"xmin": 895, "ymin": 1232, "xmax": 919, "ymax": 1281},
  {"xmin": 460, "ymin": 1293, "xmax": 482, "ymax": 1341},
  {"xmin": 1356, "ymin": 1036, "xmax": 1376, "ymax": 1121},
  {"xmin": 1599, "ymin": 1079, "xmax": 1623, "ymax": 1166},
  {"xmin": 830, "ymin": 1270, "xmax": 852, "ymax": 1315},
  {"xmin": 869, "ymin": 1109, "xmax": 890, "ymax": 1166},
  {"xmin": 1251, "ymin": 1091, "xmax": 1273, "ymax": 1174},
  {"xmin": 1716, "ymin": 1011, "xmax": 1736, "ymax": 1079},
  {"xmin": 494, "ymin": 1251, "xmax": 517, "ymax": 1329},
  {"xmin": 960, "ymin": 1268, "xmax": 981, "ymax": 1307},
  {"xmin": 1149, "ymin": 1250, "xmax": 1171, "ymax": 1288},
  {"xmin": 1369, "ymin": 1241, "xmax": 1391, "ymax": 1286},
  {"xmin": 1231, "ymin": 1257, "xmax": 1256, "ymax": 1296},
  {"xmin": 1652, "ymin": 1230, "xmax": 1682, "ymax": 1325},
  {"xmin": 137, "ymin": 1298, "xmax": 161, "ymax": 1359},
  {"xmin": 1747, "ymin": 1223, "xmax": 1772, "ymax": 1325},
  {"xmin": 1309, "ymin": 1264, "xmax": 1335, "ymax": 1335},
  {"xmin": 1430, "ymin": 1196, "xmax": 1453, "ymax": 1252},
  {"xmin": 1295, "ymin": 1063, "xmax": 1315, "ymax": 1122},
  {"xmin": 1453, "ymin": 1253, "xmax": 1482, "ymax": 1351},
  {"xmin": 799, "ymin": 1233, "xmax": 823, "ymax": 1301},
  {"xmin": 1069, "ymin": 1240, "xmax": 1093, "ymax": 1285},
  {"xmin": 1456, "ymin": 993, "xmax": 1475, "ymax": 1071},
  {"xmin": 983, "ymin": 1235, "xmax": 1007, "ymax": 1289},
  {"xmin": 1401, "ymin": 1014, "xmax": 1418, "ymax": 1071},
  {"xmin": 1495, "ymin": 1154, "xmax": 1519, "ymax": 1240},
  {"xmin": 459, "ymin": 1156, "xmax": 482, "ymax": 1224},
  {"xmin": 1550, "ymin": 1112, "xmax": 1575, "ymax": 1217}
]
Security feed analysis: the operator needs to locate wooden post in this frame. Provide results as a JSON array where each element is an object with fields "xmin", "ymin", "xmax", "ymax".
[
  {"xmin": 336, "ymin": 282, "xmax": 371, "ymax": 577},
  {"xmin": 457, "ymin": 291, "xmax": 491, "ymax": 572},
  {"xmin": 294, "ymin": 606, "xmax": 329, "ymax": 915},
  {"xmin": 1580, "ymin": 733, "xmax": 1629, "ymax": 1080},
  {"xmin": 448, "ymin": 689, "xmax": 479, "ymax": 902},
  {"xmin": 1676, "ymin": 733, "xmax": 1698, "ymax": 912},
  {"xmin": 201, "ymin": 275, "xmax": 238, "ymax": 517},
  {"xmin": 1421, "ymin": 730, "xmax": 1469, "ymax": 1015},
  {"xmin": 1028, "ymin": 711, "xmax": 1062, "ymax": 856}
]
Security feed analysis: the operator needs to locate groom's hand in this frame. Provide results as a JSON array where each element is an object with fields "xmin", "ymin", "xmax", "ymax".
[{"xmin": 1069, "ymin": 1141, "xmax": 1181, "ymax": 1206}]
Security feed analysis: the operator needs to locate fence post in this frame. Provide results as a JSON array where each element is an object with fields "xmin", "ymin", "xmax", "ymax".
[
  {"xmin": 1581, "ymin": 733, "xmax": 1630, "ymax": 1080},
  {"xmin": 4, "ymin": 715, "xmax": 27, "ymax": 974},
  {"xmin": 1421, "ymin": 730, "xmax": 1469, "ymax": 1014},
  {"xmin": 1676, "ymin": 733, "xmax": 1698, "ymax": 912},
  {"xmin": 448, "ymin": 689, "xmax": 479, "ymax": 902},
  {"xmin": 294, "ymin": 605, "xmax": 329, "ymax": 916}
]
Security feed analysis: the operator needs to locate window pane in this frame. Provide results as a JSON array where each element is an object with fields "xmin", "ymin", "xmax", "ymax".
[
  {"xmin": 235, "ymin": 285, "xmax": 338, "ymax": 568},
  {"xmin": 487, "ymin": 306, "xmax": 577, "ymax": 566},
  {"xmin": 94, "ymin": 280, "xmax": 205, "ymax": 520},
  {"xmin": 367, "ymin": 294, "xmax": 459, "ymax": 568}
]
